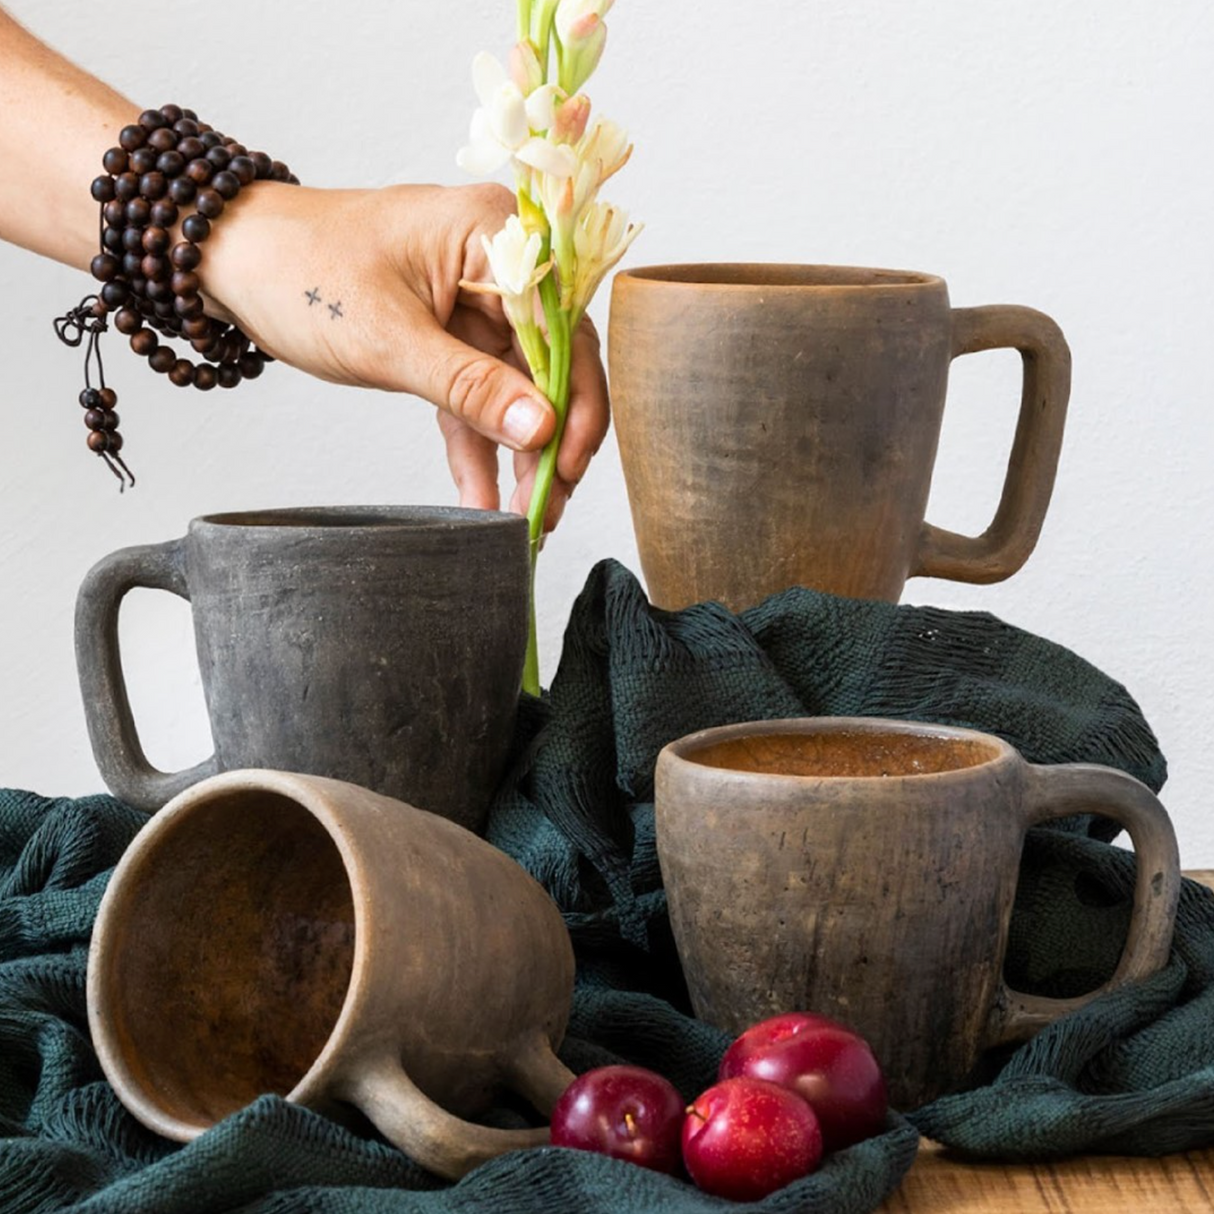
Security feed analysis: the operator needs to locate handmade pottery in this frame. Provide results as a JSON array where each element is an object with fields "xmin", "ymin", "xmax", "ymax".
[
  {"xmin": 75, "ymin": 505, "xmax": 528, "ymax": 832},
  {"xmin": 609, "ymin": 264, "xmax": 1072, "ymax": 610},
  {"xmin": 655, "ymin": 717, "xmax": 1180, "ymax": 1108},
  {"xmin": 87, "ymin": 769, "xmax": 577, "ymax": 1180}
]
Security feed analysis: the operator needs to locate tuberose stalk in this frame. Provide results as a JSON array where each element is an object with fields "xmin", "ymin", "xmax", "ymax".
[{"xmin": 520, "ymin": 273, "xmax": 572, "ymax": 696}]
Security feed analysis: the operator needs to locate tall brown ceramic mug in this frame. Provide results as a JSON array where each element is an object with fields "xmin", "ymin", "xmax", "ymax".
[
  {"xmin": 655, "ymin": 718, "xmax": 1180, "ymax": 1109},
  {"xmin": 75, "ymin": 506, "xmax": 529, "ymax": 832},
  {"xmin": 609, "ymin": 265, "xmax": 1071, "ymax": 610},
  {"xmin": 87, "ymin": 769, "xmax": 577, "ymax": 1180}
]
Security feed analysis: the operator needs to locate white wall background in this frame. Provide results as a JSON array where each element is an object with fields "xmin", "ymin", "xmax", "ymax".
[{"xmin": 2, "ymin": 1, "xmax": 1212, "ymax": 860}]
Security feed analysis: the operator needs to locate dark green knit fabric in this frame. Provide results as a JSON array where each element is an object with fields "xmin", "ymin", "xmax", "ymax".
[{"xmin": 3, "ymin": 558, "xmax": 1210, "ymax": 1212}]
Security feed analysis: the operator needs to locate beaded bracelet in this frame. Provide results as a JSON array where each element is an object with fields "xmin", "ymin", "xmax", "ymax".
[{"xmin": 54, "ymin": 104, "xmax": 298, "ymax": 487}]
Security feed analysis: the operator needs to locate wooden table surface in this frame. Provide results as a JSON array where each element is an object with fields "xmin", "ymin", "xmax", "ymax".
[{"xmin": 876, "ymin": 870, "xmax": 1214, "ymax": 1212}]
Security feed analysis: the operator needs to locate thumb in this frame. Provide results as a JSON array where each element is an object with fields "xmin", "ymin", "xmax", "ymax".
[{"xmin": 402, "ymin": 320, "xmax": 555, "ymax": 452}]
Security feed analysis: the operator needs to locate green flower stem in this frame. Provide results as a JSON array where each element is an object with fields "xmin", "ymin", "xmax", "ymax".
[
  {"xmin": 517, "ymin": 0, "xmax": 532, "ymax": 42},
  {"xmin": 520, "ymin": 271, "xmax": 572, "ymax": 696}
]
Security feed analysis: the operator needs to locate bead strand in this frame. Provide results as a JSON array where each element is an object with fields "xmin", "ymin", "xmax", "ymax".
[{"xmin": 57, "ymin": 104, "xmax": 297, "ymax": 484}]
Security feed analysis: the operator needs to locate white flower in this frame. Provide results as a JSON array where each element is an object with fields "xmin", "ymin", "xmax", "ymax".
[
  {"xmin": 456, "ymin": 52, "xmax": 578, "ymax": 178},
  {"xmin": 462, "ymin": 215, "xmax": 552, "ymax": 339},
  {"xmin": 569, "ymin": 201, "xmax": 641, "ymax": 314}
]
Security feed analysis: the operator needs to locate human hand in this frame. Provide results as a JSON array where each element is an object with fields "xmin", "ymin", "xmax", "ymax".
[{"xmin": 199, "ymin": 181, "xmax": 609, "ymax": 529}]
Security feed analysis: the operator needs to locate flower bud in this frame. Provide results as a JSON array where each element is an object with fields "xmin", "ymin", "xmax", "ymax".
[
  {"xmin": 510, "ymin": 39, "xmax": 545, "ymax": 95},
  {"xmin": 552, "ymin": 94, "xmax": 592, "ymax": 144}
]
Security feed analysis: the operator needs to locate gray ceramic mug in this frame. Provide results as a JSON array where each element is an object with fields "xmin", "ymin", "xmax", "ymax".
[{"xmin": 75, "ymin": 506, "xmax": 529, "ymax": 832}]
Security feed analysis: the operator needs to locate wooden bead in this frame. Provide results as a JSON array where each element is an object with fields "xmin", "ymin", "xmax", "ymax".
[
  {"xmin": 177, "ymin": 136, "xmax": 205, "ymax": 161},
  {"xmin": 114, "ymin": 307, "xmax": 143, "ymax": 335},
  {"xmin": 102, "ymin": 226, "xmax": 124, "ymax": 252},
  {"xmin": 238, "ymin": 351, "xmax": 265, "ymax": 379},
  {"xmin": 87, "ymin": 429, "xmax": 111, "ymax": 452},
  {"xmin": 217, "ymin": 363, "xmax": 242, "ymax": 388},
  {"xmin": 170, "ymin": 241, "xmax": 202, "ymax": 271},
  {"xmin": 147, "ymin": 127, "xmax": 177, "ymax": 153},
  {"xmin": 150, "ymin": 199, "xmax": 178, "ymax": 229},
  {"xmin": 168, "ymin": 176, "xmax": 197, "ymax": 205},
  {"xmin": 102, "ymin": 147, "xmax": 128, "ymax": 175},
  {"xmin": 121, "ymin": 251, "xmax": 144, "ymax": 279},
  {"xmin": 152, "ymin": 299, "xmax": 176, "ymax": 318},
  {"xmin": 250, "ymin": 151, "xmax": 273, "ymax": 178},
  {"xmin": 185, "ymin": 157, "xmax": 214, "ymax": 185},
  {"xmin": 100, "ymin": 281, "xmax": 129, "ymax": 310},
  {"xmin": 102, "ymin": 199, "xmax": 126, "ymax": 228},
  {"xmin": 107, "ymin": 431, "xmax": 124, "ymax": 452},
  {"xmin": 142, "ymin": 226, "xmax": 170, "ymax": 255},
  {"xmin": 103, "ymin": 410, "xmax": 121, "ymax": 430},
  {"xmin": 129, "ymin": 146, "xmax": 158, "ymax": 176},
  {"xmin": 91, "ymin": 175, "xmax": 116, "ymax": 203},
  {"xmin": 181, "ymin": 213, "xmax": 211, "ymax": 242},
  {"xmin": 170, "ymin": 270, "xmax": 201, "ymax": 296},
  {"xmin": 160, "ymin": 103, "xmax": 184, "ymax": 125},
  {"xmin": 98, "ymin": 387, "xmax": 118, "ymax": 409},
  {"xmin": 90, "ymin": 253, "xmax": 119, "ymax": 282},
  {"xmin": 138, "ymin": 171, "xmax": 167, "ymax": 200},
  {"xmin": 229, "ymin": 155, "xmax": 256, "ymax": 185},
  {"xmin": 148, "ymin": 346, "xmax": 176, "ymax": 374},
  {"xmin": 190, "ymin": 333, "xmax": 217, "ymax": 354},
  {"xmin": 114, "ymin": 172, "xmax": 139, "ymax": 202},
  {"xmin": 199, "ymin": 130, "xmax": 223, "ymax": 150},
  {"xmin": 122, "ymin": 226, "xmax": 145, "ymax": 253},
  {"xmin": 156, "ymin": 149, "xmax": 185, "ymax": 177},
  {"xmin": 139, "ymin": 108, "xmax": 168, "ymax": 131},
  {"xmin": 211, "ymin": 170, "xmax": 240, "ymax": 200},
  {"xmin": 130, "ymin": 330, "xmax": 158, "ymax": 356},
  {"xmin": 141, "ymin": 255, "xmax": 169, "ymax": 283},
  {"xmin": 182, "ymin": 315, "xmax": 211, "ymax": 339},
  {"xmin": 205, "ymin": 145, "xmax": 232, "ymax": 171},
  {"xmin": 84, "ymin": 408, "xmax": 108, "ymax": 430},
  {"xmin": 195, "ymin": 188, "xmax": 224, "ymax": 219},
  {"xmin": 174, "ymin": 293, "xmax": 204, "ymax": 319},
  {"xmin": 118, "ymin": 124, "xmax": 146, "ymax": 152},
  {"xmin": 125, "ymin": 198, "xmax": 151, "ymax": 226},
  {"xmin": 193, "ymin": 363, "xmax": 218, "ymax": 390},
  {"xmin": 169, "ymin": 359, "xmax": 196, "ymax": 387},
  {"xmin": 79, "ymin": 388, "xmax": 101, "ymax": 408}
]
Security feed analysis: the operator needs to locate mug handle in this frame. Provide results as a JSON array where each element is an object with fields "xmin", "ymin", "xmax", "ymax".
[
  {"xmin": 339, "ymin": 1035, "xmax": 576, "ymax": 1181},
  {"xmin": 75, "ymin": 538, "xmax": 218, "ymax": 811},
  {"xmin": 986, "ymin": 763, "xmax": 1181, "ymax": 1047},
  {"xmin": 912, "ymin": 305, "xmax": 1071, "ymax": 584}
]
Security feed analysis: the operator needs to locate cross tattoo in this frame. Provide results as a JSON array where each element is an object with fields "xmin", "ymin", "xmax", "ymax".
[
  {"xmin": 305, "ymin": 287, "xmax": 322, "ymax": 306},
  {"xmin": 328, "ymin": 300, "xmax": 344, "ymax": 320}
]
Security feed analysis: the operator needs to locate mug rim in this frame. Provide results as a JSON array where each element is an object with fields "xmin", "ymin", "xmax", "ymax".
[
  {"xmin": 660, "ymin": 716, "xmax": 1017, "ymax": 783},
  {"xmin": 615, "ymin": 263, "xmax": 945, "ymax": 290},
  {"xmin": 86, "ymin": 768, "xmax": 371, "ymax": 1141},
  {"xmin": 191, "ymin": 504, "xmax": 526, "ymax": 533}
]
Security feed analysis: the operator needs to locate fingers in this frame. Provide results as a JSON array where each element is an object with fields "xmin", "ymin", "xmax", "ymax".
[
  {"xmin": 398, "ymin": 309, "xmax": 556, "ymax": 453},
  {"xmin": 509, "ymin": 451, "xmax": 571, "ymax": 534},
  {"xmin": 438, "ymin": 413, "xmax": 501, "ymax": 511},
  {"xmin": 557, "ymin": 318, "xmax": 610, "ymax": 486}
]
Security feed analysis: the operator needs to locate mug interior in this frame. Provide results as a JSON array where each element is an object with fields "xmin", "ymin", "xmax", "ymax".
[
  {"xmin": 198, "ymin": 504, "xmax": 518, "ymax": 530},
  {"xmin": 685, "ymin": 727, "xmax": 1002, "ymax": 778},
  {"xmin": 621, "ymin": 263, "xmax": 938, "ymax": 289},
  {"xmin": 97, "ymin": 790, "xmax": 355, "ymax": 1129}
]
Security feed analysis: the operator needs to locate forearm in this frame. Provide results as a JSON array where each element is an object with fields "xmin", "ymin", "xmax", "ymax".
[{"xmin": 0, "ymin": 7, "xmax": 137, "ymax": 270}]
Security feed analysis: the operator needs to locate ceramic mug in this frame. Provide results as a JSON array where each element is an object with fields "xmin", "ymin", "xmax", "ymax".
[
  {"xmin": 655, "ymin": 717, "xmax": 1180, "ymax": 1108},
  {"xmin": 87, "ymin": 769, "xmax": 577, "ymax": 1180},
  {"xmin": 609, "ymin": 264, "xmax": 1072, "ymax": 610},
  {"xmin": 75, "ymin": 505, "xmax": 529, "ymax": 832}
]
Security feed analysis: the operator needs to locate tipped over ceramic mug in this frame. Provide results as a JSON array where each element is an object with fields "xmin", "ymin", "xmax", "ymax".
[
  {"xmin": 655, "ymin": 717, "xmax": 1180, "ymax": 1108},
  {"xmin": 75, "ymin": 505, "xmax": 529, "ymax": 832},
  {"xmin": 87, "ymin": 769, "xmax": 577, "ymax": 1179}
]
